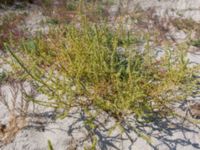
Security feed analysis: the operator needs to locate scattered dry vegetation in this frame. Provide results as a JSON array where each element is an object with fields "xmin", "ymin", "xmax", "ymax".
[
  {"xmin": 0, "ymin": 12, "xmax": 27, "ymax": 50},
  {"xmin": 0, "ymin": 82, "xmax": 29, "ymax": 144}
]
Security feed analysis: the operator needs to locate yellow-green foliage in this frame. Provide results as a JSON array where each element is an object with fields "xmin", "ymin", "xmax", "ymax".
[{"xmin": 5, "ymin": 17, "xmax": 199, "ymax": 121}]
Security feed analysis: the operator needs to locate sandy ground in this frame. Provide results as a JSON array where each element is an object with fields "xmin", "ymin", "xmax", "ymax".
[{"xmin": 0, "ymin": 1, "xmax": 200, "ymax": 150}]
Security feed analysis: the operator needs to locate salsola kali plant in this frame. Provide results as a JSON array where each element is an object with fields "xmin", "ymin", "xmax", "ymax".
[{"xmin": 4, "ymin": 16, "xmax": 200, "ymax": 124}]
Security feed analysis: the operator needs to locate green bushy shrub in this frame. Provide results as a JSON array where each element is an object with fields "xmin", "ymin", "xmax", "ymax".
[{"xmin": 5, "ymin": 17, "xmax": 199, "ymax": 122}]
